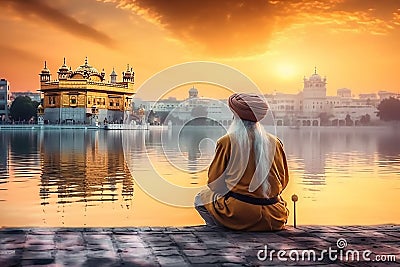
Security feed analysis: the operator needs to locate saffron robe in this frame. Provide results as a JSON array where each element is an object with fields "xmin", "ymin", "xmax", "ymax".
[{"xmin": 199, "ymin": 133, "xmax": 289, "ymax": 231}]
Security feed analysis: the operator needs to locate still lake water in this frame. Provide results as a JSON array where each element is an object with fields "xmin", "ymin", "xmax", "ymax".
[{"xmin": 0, "ymin": 127, "xmax": 399, "ymax": 227}]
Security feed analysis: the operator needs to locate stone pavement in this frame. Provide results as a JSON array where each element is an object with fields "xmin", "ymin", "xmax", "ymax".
[{"xmin": 0, "ymin": 225, "xmax": 398, "ymax": 266}]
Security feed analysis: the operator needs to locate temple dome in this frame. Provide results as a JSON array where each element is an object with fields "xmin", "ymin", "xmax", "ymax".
[
  {"xmin": 189, "ymin": 87, "xmax": 198, "ymax": 93},
  {"xmin": 309, "ymin": 73, "xmax": 321, "ymax": 81},
  {"xmin": 75, "ymin": 57, "xmax": 99, "ymax": 75}
]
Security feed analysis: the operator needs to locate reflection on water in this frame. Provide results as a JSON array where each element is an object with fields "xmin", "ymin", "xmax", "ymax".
[
  {"xmin": 0, "ymin": 127, "xmax": 399, "ymax": 227},
  {"xmin": 39, "ymin": 131, "xmax": 134, "ymax": 205}
]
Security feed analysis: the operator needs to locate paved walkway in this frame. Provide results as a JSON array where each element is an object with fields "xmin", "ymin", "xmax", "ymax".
[{"xmin": 0, "ymin": 225, "xmax": 398, "ymax": 266}]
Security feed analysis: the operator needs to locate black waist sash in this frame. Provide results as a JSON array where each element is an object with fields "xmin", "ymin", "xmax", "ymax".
[{"xmin": 225, "ymin": 191, "xmax": 279, "ymax": 206}]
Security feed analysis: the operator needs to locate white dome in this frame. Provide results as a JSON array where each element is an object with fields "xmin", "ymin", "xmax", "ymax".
[{"xmin": 309, "ymin": 73, "xmax": 321, "ymax": 81}]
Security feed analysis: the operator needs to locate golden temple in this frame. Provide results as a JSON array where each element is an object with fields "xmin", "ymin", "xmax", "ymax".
[{"xmin": 39, "ymin": 57, "xmax": 135, "ymax": 124}]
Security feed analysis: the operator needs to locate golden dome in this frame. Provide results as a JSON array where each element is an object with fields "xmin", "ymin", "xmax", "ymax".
[{"xmin": 75, "ymin": 57, "xmax": 99, "ymax": 75}]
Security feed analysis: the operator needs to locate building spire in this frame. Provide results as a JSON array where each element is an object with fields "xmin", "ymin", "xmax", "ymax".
[
  {"xmin": 85, "ymin": 56, "xmax": 88, "ymax": 65},
  {"xmin": 44, "ymin": 60, "xmax": 47, "ymax": 69},
  {"xmin": 63, "ymin": 57, "xmax": 66, "ymax": 65},
  {"xmin": 314, "ymin": 66, "xmax": 317, "ymax": 75}
]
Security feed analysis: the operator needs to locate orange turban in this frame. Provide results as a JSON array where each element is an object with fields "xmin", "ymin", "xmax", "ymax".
[{"xmin": 228, "ymin": 93, "xmax": 269, "ymax": 122}]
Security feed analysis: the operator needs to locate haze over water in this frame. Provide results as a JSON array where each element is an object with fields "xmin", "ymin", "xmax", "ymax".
[{"xmin": 0, "ymin": 127, "xmax": 399, "ymax": 227}]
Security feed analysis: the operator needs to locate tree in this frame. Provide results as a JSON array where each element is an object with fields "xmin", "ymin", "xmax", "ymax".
[
  {"xmin": 147, "ymin": 110, "xmax": 156, "ymax": 124},
  {"xmin": 345, "ymin": 114, "xmax": 353, "ymax": 126},
  {"xmin": 377, "ymin": 97, "xmax": 400, "ymax": 121},
  {"xmin": 10, "ymin": 96, "xmax": 39, "ymax": 122},
  {"xmin": 360, "ymin": 114, "xmax": 371, "ymax": 125},
  {"xmin": 318, "ymin": 112, "xmax": 333, "ymax": 126}
]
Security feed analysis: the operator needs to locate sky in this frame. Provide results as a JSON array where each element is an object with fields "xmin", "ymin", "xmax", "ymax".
[{"xmin": 0, "ymin": 0, "xmax": 399, "ymax": 98}]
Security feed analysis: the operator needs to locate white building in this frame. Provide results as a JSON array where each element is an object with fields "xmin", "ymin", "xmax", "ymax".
[
  {"xmin": 331, "ymin": 105, "xmax": 377, "ymax": 121},
  {"xmin": 266, "ymin": 69, "xmax": 380, "ymax": 126},
  {"xmin": 378, "ymin": 90, "xmax": 400, "ymax": 100},
  {"xmin": 302, "ymin": 68, "xmax": 328, "ymax": 115},
  {"xmin": 0, "ymin": 78, "xmax": 11, "ymax": 122},
  {"xmin": 134, "ymin": 87, "xmax": 232, "ymax": 126},
  {"xmin": 11, "ymin": 92, "xmax": 41, "ymax": 103}
]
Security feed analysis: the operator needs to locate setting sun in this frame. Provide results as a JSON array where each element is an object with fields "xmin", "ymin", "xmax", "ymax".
[{"xmin": 276, "ymin": 63, "xmax": 297, "ymax": 79}]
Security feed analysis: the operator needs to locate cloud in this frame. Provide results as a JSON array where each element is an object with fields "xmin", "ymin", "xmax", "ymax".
[
  {"xmin": 104, "ymin": 0, "xmax": 285, "ymax": 57},
  {"xmin": 0, "ymin": 45, "xmax": 41, "ymax": 63},
  {"xmin": 103, "ymin": 0, "xmax": 400, "ymax": 57},
  {"xmin": 1, "ymin": 0, "xmax": 115, "ymax": 48}
]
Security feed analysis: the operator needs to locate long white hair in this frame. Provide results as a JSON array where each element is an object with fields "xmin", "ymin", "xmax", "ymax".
[{"xmin": 225, "ymin": 115, "xmax": 275, "ymax": 196}]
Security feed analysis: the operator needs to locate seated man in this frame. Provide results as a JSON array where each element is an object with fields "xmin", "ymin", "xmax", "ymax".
[{"xmin": 195, "ymin": 93, "xmax": 289, "ymax": 231}]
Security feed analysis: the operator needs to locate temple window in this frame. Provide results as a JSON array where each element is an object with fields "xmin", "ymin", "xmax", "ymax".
[
  {"xmin": 70, "ymin": 96, "xmax": 77, "ymax": 105},
  {"xmin": 49, "ymin": 96, "xmax": 56, "ymax": 105}
]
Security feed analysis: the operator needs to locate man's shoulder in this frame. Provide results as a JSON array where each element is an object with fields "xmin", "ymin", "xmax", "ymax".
[
  {"xmin": 265, "ymin": 133, "xmax": 284, "ymax": 147},
  {"xmin": 217, "ymin": 134, "xmax": 231, "ymax": 145}
]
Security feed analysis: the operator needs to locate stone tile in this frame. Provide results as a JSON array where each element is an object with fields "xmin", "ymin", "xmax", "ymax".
[
  {"xmin": 0, "ymin": 229, "xmax": 26, "ymax": 234},
  {"xmin": 118, "ymin": 247, "xmax": 153, "ymax": 257},
  {"xmin": 169, "ymin": 233, "xmax": 199, "ymax": 243},
  {"xmin": 25, "ymin": 235, "xmax": 54, "ymax": 246},
  {"xmin": 153, "ymin": 249, "xmax": 181, "ymax": 257},
  {"xmin": 55, "ymin": 250, "xmax": 87, "ymax": 260},
  {"xmin": 114, "ymin": 234, "xmax": 142, "ymax": 243},
  {"xmin": 0, "ymin": 234, "xmax": 26, "ymax": 244},
  {"xmin": 121, "ymin": 256, "xmax": 158, "ymax": 266},
  {"xmin": 116, "ymin": 241, "xmax": 147, "ymax": 249},
  {"xmin": 86, "ymin": 249, "xmax": 117, "ymax": 259},
  {"xmin": 25, "ymin": 244, "xmax": 55, "ymax": 251},
  {"xmin": 0, "ymin": 242, "xmax": 25, "ymax": 250},
  {"xmin": 179, "ymin": 242, "xmax": 208, "ymax": 250},
  {"xmin": 187, "ymin": 255, "xmax": 226, "ymax": 264},
  {"xmin": 82, "ymin": 257, "xmax": 120, "ymax": 267},
  {"xmin": 181, "ymin": 249, "xmax": 210, "ymax": 257},
  {"xmin": 28, "ymin": 229, "xmax": 56, "ymax": 235},
  {"xmin": 156, "ymin": 255, "xmax": 187, "ymax": 265},
  {"xmin": 145, "ymin": 241, "xmax": 176, "ymax": 248}
]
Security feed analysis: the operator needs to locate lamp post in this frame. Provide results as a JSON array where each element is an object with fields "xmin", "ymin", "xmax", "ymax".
[
  {"xmin": 37, "ymin": 104, "xmax": 44, "ymax": 125},
  {"xmin": 91, "ymin": 104, "xmax": 99, "ymax": 126}
]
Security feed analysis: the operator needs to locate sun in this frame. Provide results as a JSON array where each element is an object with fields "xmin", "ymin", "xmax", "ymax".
[{"xmin": 276, "ymin": 63, "xmax": 297, "ymax": 79}]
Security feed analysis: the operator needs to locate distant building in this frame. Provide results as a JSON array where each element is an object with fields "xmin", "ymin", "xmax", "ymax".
[
  {"xmin": 378, "ymin": 90, "xmax": 400, "ymax": 100},
  {"xmin": 134, "ymin": 87, "xmax": 232, "ymax": 126},
  {"xmin": 0, "ymin": 78, "xmax": 11, "ymax": 122},
  {"xmin": 11, "ymin": 92, "xmax": 41, "ymax": 102},
  {"xmin": 39, "ymin": 58, "xmax": 135, "ymax": 124},
  {"xmin": 266, "ymin": 68, "xmax": 380, "ymax": 126},
  {"xmin": 302, "ymin": 68, "xmax": 328, "ymax": 115},
  {"xmin": 337, "ymin": 88, "xmax": 352, "ymax": 98},
  {"xmin": 359, "ymin": 93, "xmax": 377, "ymax": 100}
]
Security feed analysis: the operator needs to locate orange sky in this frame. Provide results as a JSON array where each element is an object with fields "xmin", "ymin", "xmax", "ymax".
[{"xmin": 0, "ymin": 0, "xmax": 399, "ymax": 98}]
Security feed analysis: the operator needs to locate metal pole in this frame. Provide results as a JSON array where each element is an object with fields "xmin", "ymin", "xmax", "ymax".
[{"xmin": 291, "ymin": 194, "xmax": 298, "ymax": 228}]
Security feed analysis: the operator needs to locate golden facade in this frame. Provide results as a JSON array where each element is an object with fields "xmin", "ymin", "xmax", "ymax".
[{"xmin": 39, "ymin": 58, "xmax": 135, "ymax": 124}]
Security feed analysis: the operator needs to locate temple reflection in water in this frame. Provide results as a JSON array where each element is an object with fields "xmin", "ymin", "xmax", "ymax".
[{"xmin": 38, "ymin": 130, "xmax": 134, "ymax": 206}]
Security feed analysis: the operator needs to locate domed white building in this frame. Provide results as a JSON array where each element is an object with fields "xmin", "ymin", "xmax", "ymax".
[{"xmin": 302, "ymin": 67, "xmax": 327, "ymax": 114}]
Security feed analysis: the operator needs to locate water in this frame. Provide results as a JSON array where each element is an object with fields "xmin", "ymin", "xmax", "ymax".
[{"xmin": 0, "ymin": 127, "xmax": 399, "ymax": 227}]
